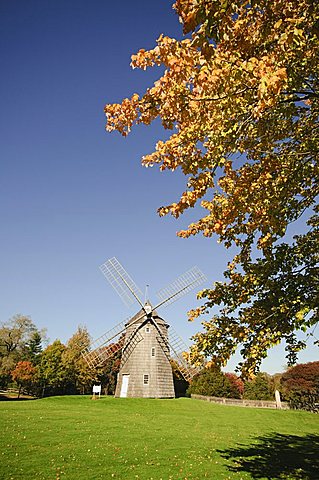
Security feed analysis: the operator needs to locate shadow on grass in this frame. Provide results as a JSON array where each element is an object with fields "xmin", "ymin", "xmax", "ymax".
[
  {"xmin": 218, "ymin": 433, "xmax": 319, "ymax": 479},
  {"xmin": 0, "ymin": 394, "xmax": 35, "ymax": 401}
]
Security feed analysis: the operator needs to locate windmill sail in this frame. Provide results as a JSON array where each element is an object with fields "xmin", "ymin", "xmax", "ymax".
[
  {"xmin": 155, "ymin": 324, "xmax": 202, "ymax": 381},
  {"xmin": 167, "ymin": 326, "xmax": 202, "ymax": 381},
  {"xmin": 82, "ymin": 311, "xmax": 147, "ymax": 368},
  {"xmin": 155, "ymin": 266, "xmax": 206, "ymax": 310},
  {"xmin": 82, "ymin": 319, "xmax": 127, "ymax": 368},
  {"xmin": 84, "ymin": 337, "xmax": 124, "ymax": 368},
  {"xmin": 100, "ymin": 257, "xmax": 144, "ymax": 308}
]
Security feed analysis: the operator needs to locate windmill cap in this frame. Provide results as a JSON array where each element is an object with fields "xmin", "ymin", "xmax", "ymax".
[{"xmin": 125, "ymin": 305, "xmax": 169, "ymax": 327}]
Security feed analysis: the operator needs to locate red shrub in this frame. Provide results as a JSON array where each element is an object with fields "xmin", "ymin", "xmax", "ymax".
[{"xmin": 280, "ymin": 361, "xmax": 319, "ymax": 412}]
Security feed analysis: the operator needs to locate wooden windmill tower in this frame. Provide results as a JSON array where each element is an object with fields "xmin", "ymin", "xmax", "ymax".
[{"xmin": 82, "ymin": 258, "xmax": 206, "ymax": 398}]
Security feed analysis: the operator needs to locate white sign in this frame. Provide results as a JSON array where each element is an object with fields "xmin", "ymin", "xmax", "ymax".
[{"xmin": 93, "ymin": 385, "xmax": 101, "ymax": 394}]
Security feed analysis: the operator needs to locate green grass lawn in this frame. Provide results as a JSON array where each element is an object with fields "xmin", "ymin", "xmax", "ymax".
[{"xmin": 0, "ymin": 396, "xmax": 318, "ymax": 480}]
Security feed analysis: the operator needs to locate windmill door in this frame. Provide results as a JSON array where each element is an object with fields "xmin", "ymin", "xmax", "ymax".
[{"xmin": 120, "ymin": 374, "xmax": 129, "ymax": 397}]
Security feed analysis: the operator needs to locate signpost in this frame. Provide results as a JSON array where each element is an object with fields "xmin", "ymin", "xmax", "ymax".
[{"xmin": 92, "ymin": 384, "xmax": 101, "ymax": 400}]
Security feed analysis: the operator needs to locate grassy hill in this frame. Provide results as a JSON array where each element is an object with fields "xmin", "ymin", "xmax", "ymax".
[{"xmin": 0, "ymin": 396, "xmax": 318, "ymax": 479}]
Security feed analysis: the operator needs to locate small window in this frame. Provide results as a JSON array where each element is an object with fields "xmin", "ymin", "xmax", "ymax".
[
  {"xmin": 145, "ymin": 326, "xmax": 150, "ymax": 333},
  {"xmin": 151, "ymin": 347, "xmax": 156, "ymax": 357},
  {"xmin": 143, "ymin": 374, "xmax": 149, "ymax": 385}
]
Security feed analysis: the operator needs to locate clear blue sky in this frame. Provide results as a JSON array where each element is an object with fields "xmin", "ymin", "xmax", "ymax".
[{"xmin": 0, "ymin": 0, "xmax": 317, "ymax": 374}]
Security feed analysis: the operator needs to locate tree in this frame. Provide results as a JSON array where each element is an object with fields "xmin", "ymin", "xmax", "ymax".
[
  {"xmin": 11, "ymin": 361, "xmax": 37, "ymax": 398},
  {"xmin": 23, "ymin": 331, "xmax": 44, "ymax": 365},
  {"xmin": 0, "ymin": 315, "xmax": 44, "ymax": 387},
  {"xmin": 62, "ymin": 326, "xmax": 97, "ymax": 394},
  {"xmin": 280, "ymin": 361, "xmax": 319, "ymax": 411},
  {"xmin": 188, "ymin": 366, "xmax": 242, "ymax": 398},
  {"xmin": 104, "ymin": 0, "xmax": 319, "ymax": 376},
  {"xmin": 225, "ymin": 372, "xmax": 244, "ymax": 398},
  {"xmin": 0, "ymin": 315, "xmax": 37, "ymax": 356},
  {"xmin": 95, "ymin": 344, "xmax": 122, "ymax": 395},
  {"xmin": 243, "ymin": 372, "xmax": 274, "ymax": 400},
  {"xmin": 38, "ymin": 340, "xmax": 68, "ymax": 396}
]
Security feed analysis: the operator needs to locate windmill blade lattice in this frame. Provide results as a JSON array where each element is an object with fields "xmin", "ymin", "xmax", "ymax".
[
  {"xmin": 82, "ymin": 318, "xmax": 127, "ymax": 368},
  {"xmin": 168, "ymin": 326, "xmax": 202, "ymax": 381},
  {"xmin": 155, "ymin": 325, "xmax": 202, "ymax": 382},
  {"xmin": 82, "ymin": 310, "xmax": 147, "ymax": 369},
  {"xmin": 100, "ymin": 257, "xmax": 144, "ymax": 308},
  {"xmin": 155, "ymin": 266, "xmax": 206, "ymax": 310},
  {"xmin": 84, "ymin": 338, "xmax": 124, "ymax": 369}
]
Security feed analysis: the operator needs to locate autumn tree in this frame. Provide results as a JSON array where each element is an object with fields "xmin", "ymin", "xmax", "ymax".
[
  {"xmin": 62, "ymin": 326, "xmax": 97, "ymax": 394},
  {"xmin": 11, "ymin": 361, "xmax": 37, "ymax": 398},
  {"xmin": 225, "ymin": 372, "xmax": 244, "ymax": 398},
  {"xmin": 104, "ymin": 0, "xmax": 319, "ymax": 376},
  {"xmin": 280, "ymin": 361, "xmax": 319, "ymax": 411},
  {"xmin": 96, "ymin": 356, "xmax": 120, "ymax": 395},
  {"xmin": 0, "ymin": 315, "xmax": 44, "ymax": 387},
  {"xmin": 92, "ymin": 342, "xmax": 123, "ymax": 395}
]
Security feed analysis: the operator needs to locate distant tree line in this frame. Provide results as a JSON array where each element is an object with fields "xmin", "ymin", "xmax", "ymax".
[
  {"xmin": 1, "ymin": 315, "xmax": 318, "ymax": 411},
  {"xmin": 189, "ymin": 363, "xmax": 319, "ymax": 412},
  {"xmin": 0, "ymin": 315, "xmax": 119, "ymax": 398}
]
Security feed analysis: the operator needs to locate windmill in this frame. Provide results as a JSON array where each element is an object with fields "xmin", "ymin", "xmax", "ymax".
[{"xmin": 82, "ymin": 257, "xmax": 206, "ymax": 398}]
